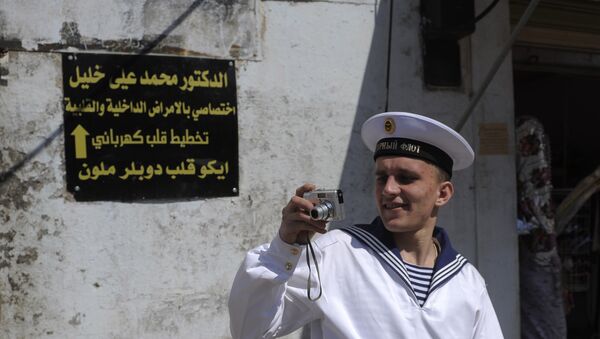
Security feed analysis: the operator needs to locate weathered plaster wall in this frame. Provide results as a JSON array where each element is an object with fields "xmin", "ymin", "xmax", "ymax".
[
  {"xmin": 0, "ymin": 0, "xmax": 518, "ymax": 338},
  {"xmin": 0, "ymin": 0, "xmax": 260, "ymax": 59},
  {"xmin": 0, "ymin": 0, "xmax": 386, "ymax": 338}
]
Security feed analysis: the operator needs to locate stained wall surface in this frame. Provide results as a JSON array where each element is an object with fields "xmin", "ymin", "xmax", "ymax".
[{"xmin": 0, "ymin": 0, "xmax": 518, "ymax": 338}]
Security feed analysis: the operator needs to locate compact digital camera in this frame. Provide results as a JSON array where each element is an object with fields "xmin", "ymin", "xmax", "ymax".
[{"xmin": 303, "ymin": 189, "xmax": 345, "ymax": 221}]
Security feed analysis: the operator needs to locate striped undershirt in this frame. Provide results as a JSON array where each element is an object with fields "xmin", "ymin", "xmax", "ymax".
[{"xmin": 404, "ymin": 262, "xmax": 433, "ymax": 306}]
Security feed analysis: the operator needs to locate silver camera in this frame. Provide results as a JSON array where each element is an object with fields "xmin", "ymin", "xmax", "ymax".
[{"xmin": 303, "ymin": 189, "xmax": 345, "ymax": 221}]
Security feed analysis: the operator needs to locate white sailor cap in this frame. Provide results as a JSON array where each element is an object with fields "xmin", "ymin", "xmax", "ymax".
[{"xmin": 361, "ymin": 112, "xmax": 474, "ymax": 178}]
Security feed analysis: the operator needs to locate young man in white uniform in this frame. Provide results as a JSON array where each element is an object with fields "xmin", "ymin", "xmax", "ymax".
[{"xmin": 229, "ymin": 112, "xmax": 504, "ymax": 338}]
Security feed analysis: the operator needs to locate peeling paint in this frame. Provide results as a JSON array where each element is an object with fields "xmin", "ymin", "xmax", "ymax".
[
  {"xmin": 0, "ymin": 159, "xmax": 47, "ymax": 211},
  {"xmin": 7, "ymin": 272, "xmax": 31, "ymax": 293},
  {"xmin": 0, "ymin": 254, "xmax": 12, "ymax": 268},
  {"xmin": 16, "ymin": 247, "xmax": 38, "ymax": 265},
  {"xmin": 59, "ymin": 22, "xmax": 82, "ymax": 46},
  {"xmin": 33, "ymin": 312, "xmax": 42, "ymax": 325},
  {"xmin": 13, "ymin": 312, "xmax": 25, "ymax": 322},
  {"xmin": 0, "ymin": 209, "xmax": 10, "ymax": 223},
  {"xmin": 68, "ymin": 312, "xmax": 82, "ymax": 326},
  {"xmin": 0, "ymin": 176, "xmax": 34, "ymax": 210},
  {"xmin": 0, "ymin": 229, "xmax": 16, "ymax": 269},
  {"xmin": 36, "ymin": 229, "xmax": 49, "ymax": 241},
  {"xmin": 7, "ymin": 272, "xmax": 33, "ymax": 296},
  {"xmin": 0, "ymin": 49, "xmax": 8, "ymax": 86},
  {"xmin": 0, "ymin": 229, "xmax": 16, "ymax": 242},
  {"xmin": 1, "ymin": 1, "xmax": 261, "ymax": 59}
]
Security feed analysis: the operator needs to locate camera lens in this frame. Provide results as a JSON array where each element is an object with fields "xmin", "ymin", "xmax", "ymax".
[{"xmin": 310, "ymin": 200, "xmax": 334, "ymax": 220}]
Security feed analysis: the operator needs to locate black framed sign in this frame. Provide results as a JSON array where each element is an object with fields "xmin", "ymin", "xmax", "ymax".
[{"xmin": 62, "ymin": 53, "xmax": 238, "ymax": 201}]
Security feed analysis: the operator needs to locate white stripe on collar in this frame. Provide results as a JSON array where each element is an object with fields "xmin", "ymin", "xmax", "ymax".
[
  {"xmin": 341, "ymin": 224, "xmax": 469, "ymax": 304},
  {"xmin": 342, "ymin": 226, "xmax": 415, "ymax": 299}
]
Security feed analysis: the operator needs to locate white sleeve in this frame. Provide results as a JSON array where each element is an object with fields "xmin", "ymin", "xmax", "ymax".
[
  {"xmin": 228, "ymin": 235, "xmax": 322, "ymax": 339},
  {"xmin": 473, "ymin": 287, "xmax": 504, "ymax": 339}
]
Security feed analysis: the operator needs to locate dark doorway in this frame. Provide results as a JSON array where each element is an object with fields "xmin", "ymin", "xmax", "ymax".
[{"xmin": 514, "ymin": 67, "xmax": 600, "ymax": 338}]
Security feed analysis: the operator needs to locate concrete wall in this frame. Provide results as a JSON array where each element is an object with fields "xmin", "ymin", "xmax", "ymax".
[{"xmin": 0, "ymin": 0, "xmax": 518, "ymax": 338}]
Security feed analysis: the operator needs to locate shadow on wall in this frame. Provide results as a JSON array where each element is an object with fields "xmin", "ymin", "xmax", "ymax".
[
  {"xmin": 330, "ymin": 0, "xmax": 390, "ymax": 230},
  {"xmin": 299, "ymin": 2, "xmax": 391, "ymax": 337}
]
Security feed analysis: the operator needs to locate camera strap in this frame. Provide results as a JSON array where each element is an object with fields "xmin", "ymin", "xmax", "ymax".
[{"xmin": 305, "ymin": 234, "xmax": 323, "ymax": 301}]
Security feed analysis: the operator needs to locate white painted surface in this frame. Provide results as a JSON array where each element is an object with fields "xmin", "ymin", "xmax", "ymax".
[
  {"xmin": 0, "ymin": 0, "xmax": 518, "ymax": 338},
  {"xmin": 0, "ymin": 0, "xmax": 261, "ymax": 59}
]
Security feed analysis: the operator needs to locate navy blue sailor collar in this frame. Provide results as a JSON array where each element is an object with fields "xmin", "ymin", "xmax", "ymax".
[{"xmin": 341, "ymin": 217, "xmax": 468, "ymax": 299}]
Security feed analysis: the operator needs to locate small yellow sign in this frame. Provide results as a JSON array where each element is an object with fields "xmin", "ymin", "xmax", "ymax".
[{"xmin": 479, "ymin": 123, "xmax": 509, "ymax": 155}]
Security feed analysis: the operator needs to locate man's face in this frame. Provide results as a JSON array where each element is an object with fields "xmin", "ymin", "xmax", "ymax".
[{"xmin": 374, "ymin": 156, "xmax": 451, "ymax": 233}]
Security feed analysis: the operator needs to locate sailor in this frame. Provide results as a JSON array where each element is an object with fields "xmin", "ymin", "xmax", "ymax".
[{"xmin": 229, "ymin": 112, "xmax": 504, "ymax": 338}]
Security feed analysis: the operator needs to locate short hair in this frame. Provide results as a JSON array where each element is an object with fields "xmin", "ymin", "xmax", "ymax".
[
  {"xmin": 435, "ymin": 167, "xmax": 451, "ymax": 183},
  {"xmin": 421, "ymin": 158, "xmax": 450, "ymax": 182}
]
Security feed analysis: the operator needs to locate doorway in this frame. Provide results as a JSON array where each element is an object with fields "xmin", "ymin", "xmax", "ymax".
[{"xmin": 513, "ymin": 47, "xmax": 600, "ymax": 338}]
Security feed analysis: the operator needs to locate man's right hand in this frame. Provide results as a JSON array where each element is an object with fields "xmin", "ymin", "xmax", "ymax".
[{"xmin": 278, "ymin": 183, "xmax": 328, "ymax": 245}]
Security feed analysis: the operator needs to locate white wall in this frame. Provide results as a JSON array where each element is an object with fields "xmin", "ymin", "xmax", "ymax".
[{"xmin": 0, "ymin": 0, "xmax": 518, "ymax": 338}]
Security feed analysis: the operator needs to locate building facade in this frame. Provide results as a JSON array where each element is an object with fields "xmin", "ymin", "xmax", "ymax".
[{"xmin": 0, "ymin": 1, "xmax": 520, "ymax": 338}]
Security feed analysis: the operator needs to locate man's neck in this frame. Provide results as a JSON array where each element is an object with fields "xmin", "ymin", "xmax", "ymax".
[{"xmin": 393, "ymin": 223, "xmax": 437, "ymax": 268}]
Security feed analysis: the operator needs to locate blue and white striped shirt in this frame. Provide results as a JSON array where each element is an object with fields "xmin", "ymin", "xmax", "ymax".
[{"xmin": 404, "ymin": 262, "xmax": 434, "ymax": 306}]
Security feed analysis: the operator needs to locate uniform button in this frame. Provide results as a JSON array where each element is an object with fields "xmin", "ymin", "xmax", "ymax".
[
  {"xmin": 290, "ymin": 248, "xmax": 300, "ymax": 255},
  {"xmin": 285, "ymin": 262, "xmax": 293, "ymax": 271}
]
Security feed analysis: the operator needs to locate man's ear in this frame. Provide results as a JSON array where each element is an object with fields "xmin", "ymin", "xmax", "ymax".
[{"xmin": 435, "ymin": 181, "xmax": 454, "ymax": 207}]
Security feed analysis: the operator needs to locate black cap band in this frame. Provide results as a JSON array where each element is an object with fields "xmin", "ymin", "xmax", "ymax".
[{"xmin": 374, "ymin": 138, "xmax": 453, "ymax": 178}]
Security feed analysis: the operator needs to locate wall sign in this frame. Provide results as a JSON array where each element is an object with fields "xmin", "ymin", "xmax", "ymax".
[
  {"xmin": 479, "ymin": 123, "xmax": 509, "ymax": 155},
  {"xmin": 62, "ymin": 53, "xmax": 238, "ymax": 201}
]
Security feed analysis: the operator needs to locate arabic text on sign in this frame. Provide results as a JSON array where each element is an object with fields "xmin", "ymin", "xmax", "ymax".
[
  {"xmin": 77, "ymin": 159, "xmax": 229, "ymax": 181},
  {"xmin": 89, "ymin": 128, "xmax": 210, "ymax": 149},
  {"xmin": 64, "ymin": 97, "xmax": 235, "ymax": 120},
  {"xmin": 68, "ymin": 66, "xmax": 229, "ymax": 91}
]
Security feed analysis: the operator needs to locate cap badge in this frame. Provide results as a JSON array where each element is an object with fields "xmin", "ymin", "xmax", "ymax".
[{"xmin": 384, "ymin": 118, "xmax": 395, "ymax": 134}]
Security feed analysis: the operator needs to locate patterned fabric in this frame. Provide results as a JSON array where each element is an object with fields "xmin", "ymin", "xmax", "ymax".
[
  {"xmin": 516, "ymin": 116, "xmax": 555, "ymax": 235},
  {"xmin": 341, "ymin": 219, "xmax": 468, "ymax": 307},
  {"xmin": 405, "ymin": 262, "xmax": 433, "ymax": 306},
  {"xmin": 516, "ymin": 116, "xmax": 567, "ymax": 339}
]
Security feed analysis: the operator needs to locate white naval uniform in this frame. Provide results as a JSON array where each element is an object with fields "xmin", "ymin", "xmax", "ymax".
[{"xmin": 229, "ymin": 218, "xmax": 504, "ymax": 338}]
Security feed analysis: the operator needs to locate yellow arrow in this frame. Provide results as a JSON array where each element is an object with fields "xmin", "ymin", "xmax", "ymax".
[{"xmin": 71, "ymin": 124, "xmax": 89, "ymax": 159}]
